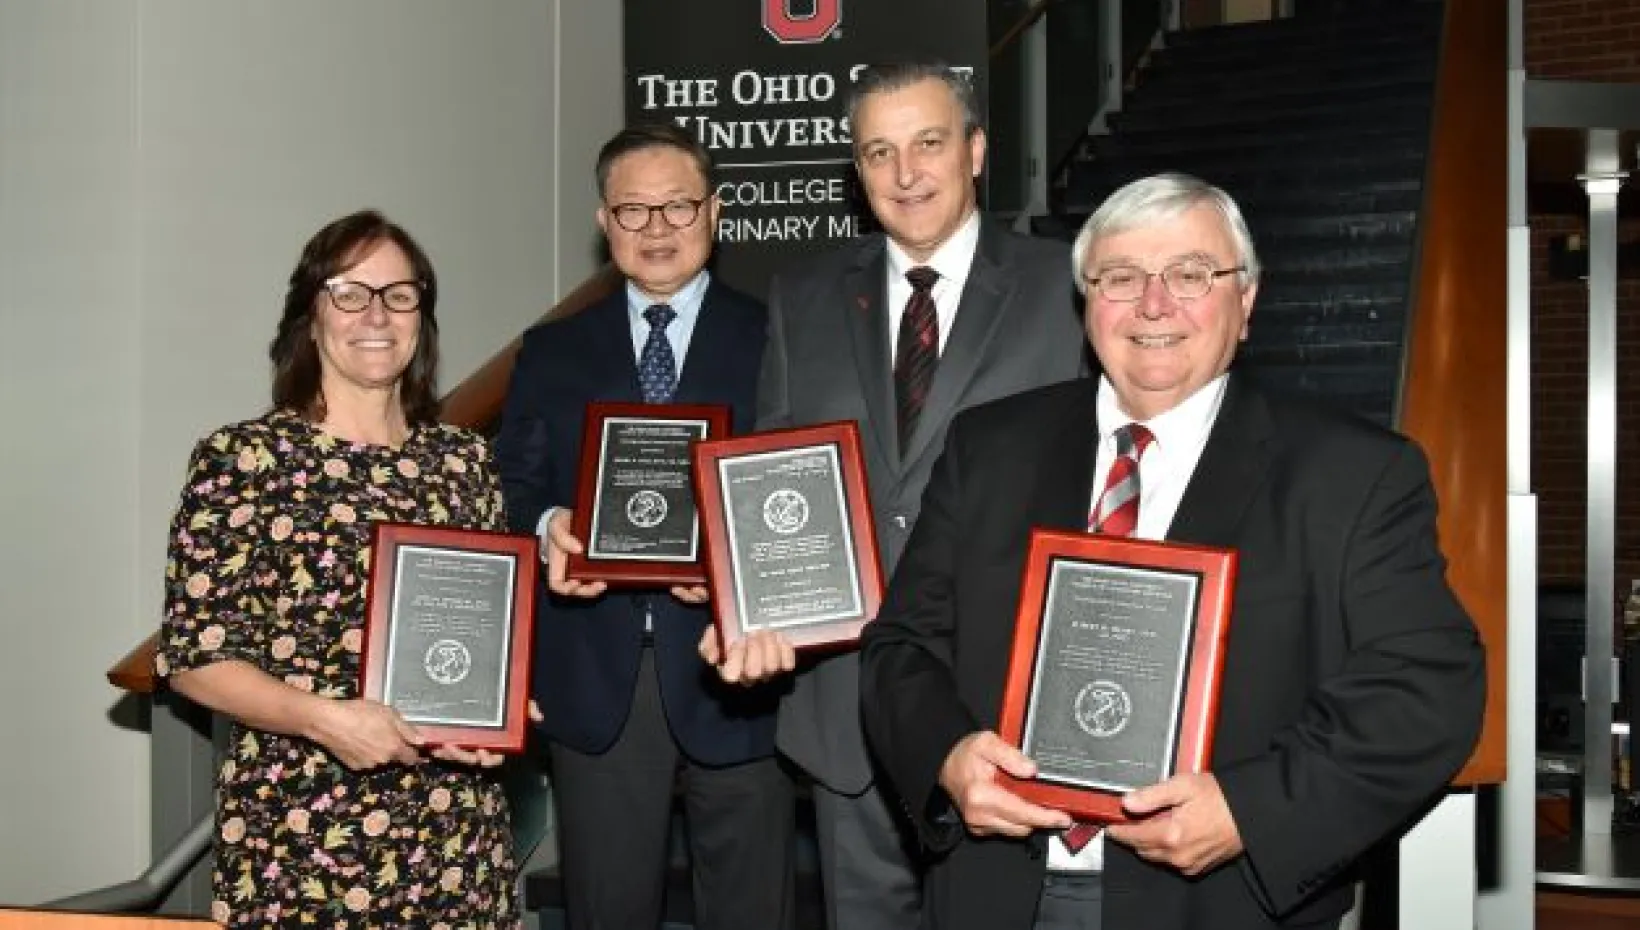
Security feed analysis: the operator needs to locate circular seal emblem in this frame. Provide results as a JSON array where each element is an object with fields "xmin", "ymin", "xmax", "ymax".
[
  {"xmin": 762, "ymin": 488, "xmax": 810, "ymax": 535},
  {"xmin": 1073, "ymin": 680, "xmax": 1132, "ymax": 739},
  {"xmin": 625, "ymin": 489, "xmax": 668, "ymax": 528},
  {"xmin": 424, "ymin": 639, "xmax": 472, "ymax": 686}
]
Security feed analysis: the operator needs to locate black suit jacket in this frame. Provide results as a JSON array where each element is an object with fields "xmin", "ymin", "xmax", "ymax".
[
  {"xmin": 860, "ymin": 376, "xmax": 1485, "ymax": 930},
  {"xmin": 496, "ymin": 280, "xmax": 779, "ymax": 766},
  {"xmin": 759, "ymin": 219, "xmax": 1089, "ymax": 792}
]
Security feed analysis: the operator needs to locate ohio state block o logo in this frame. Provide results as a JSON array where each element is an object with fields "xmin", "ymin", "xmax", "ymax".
[{"xmin": 763, "ymin": 0, "xmax": 841, "ymax": 44}]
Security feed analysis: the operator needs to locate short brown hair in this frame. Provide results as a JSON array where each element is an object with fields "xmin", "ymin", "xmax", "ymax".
[
  {"xmin": 269, "ymin": 210, "xmax": 441, "ymax": 425},
  {"xmin": 594, "ymin": 124, "xmax": 715, "ymax": 199}
]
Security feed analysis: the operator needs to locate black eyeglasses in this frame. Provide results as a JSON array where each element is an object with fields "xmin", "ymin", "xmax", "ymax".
[
  {"xmin": 323, "ymin": 278, "xmax": 425, "ymax": 314},
  {"xmin": 607, "ymin": 198, "xmax": 707, "ymax": 232},
  {"xmin": 1083, "ymin": 259, "xmax": 1245, "ymax": 302}
]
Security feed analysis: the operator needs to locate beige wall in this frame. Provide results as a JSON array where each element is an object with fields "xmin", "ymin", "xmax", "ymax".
[{"xmin": 0, "ymin": 0, "xmax": 620, "ymax": 904}]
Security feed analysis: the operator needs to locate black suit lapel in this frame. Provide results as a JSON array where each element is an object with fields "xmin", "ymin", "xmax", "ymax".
[
  {"xmin": 673, "ymin": 281, "xmax": 737, "ymax": 405},
  {"xmin": 589, "ymin": 291, "xmax": 644, "ymax": 402},
  {"xmin": 1166, "ymin": 376, "xmax": 1275, "ymax": 548},
  {"xmin": 901, "ymin": 222, "xmax": 1018, "ymax": 470},
  {"xmin": 1026, "ymin": 381, "xmax": 1100, "ymax": 534},
  {"xmin": 841, "ymin": 240, "xmax": 898, "ymax": 471}
]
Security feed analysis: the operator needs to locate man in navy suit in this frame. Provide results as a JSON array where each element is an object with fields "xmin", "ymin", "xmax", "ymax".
[{"xmin": 497, "ymin": 124, "xmax": 794, "ymax": 930}]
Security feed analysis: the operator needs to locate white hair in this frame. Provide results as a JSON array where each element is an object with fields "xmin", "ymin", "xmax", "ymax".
[{"xmin": 1070, "ymin": 172, "xmax": 1261, "ymax": 294}]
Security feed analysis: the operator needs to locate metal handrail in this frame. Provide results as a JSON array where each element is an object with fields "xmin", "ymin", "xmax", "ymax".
[{"xmin": 38, "ymin": 817, "xmax": 211, "ymax": 913}]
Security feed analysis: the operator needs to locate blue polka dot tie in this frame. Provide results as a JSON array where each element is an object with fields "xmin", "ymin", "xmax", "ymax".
[{"xmin": 638, "ymin": 304, "xmax": 678, "ymax": 404}]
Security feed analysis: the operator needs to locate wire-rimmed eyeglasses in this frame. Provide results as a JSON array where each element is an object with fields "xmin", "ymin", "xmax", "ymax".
[
  {"xmin": 323, "ymin": 279, "xmax": 425, "ymax": 314},
  {"xmin": 607, "ymin": 197, "xmax": 707, "ymax": 232},
  {"xmin": 1083, "ymin": 259, "xmax": 1245, "ymax": 302}
]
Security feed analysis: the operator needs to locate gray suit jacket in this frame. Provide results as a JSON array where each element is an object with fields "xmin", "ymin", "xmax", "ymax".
[{"xmin": 757, "ymin": 218, "xmax": 1088, "ymax": 793}]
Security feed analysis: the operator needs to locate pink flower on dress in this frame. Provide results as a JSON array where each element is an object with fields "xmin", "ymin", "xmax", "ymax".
[
  {"xmin": 261, "ymin": 861, "xmax": 281, "ymax": 880},
  {"xmin": 324, "ymin": 458, "xmax": 349, "ymax": 479},
  {"xmin": 439, "ymin": 867, "xmax": 463, "ymax": 893},
  {"xmin": 285, "ymin": 809, "xmax": 310, "ymax": 834},
  {"xmin": 219, "ymin": 817, "xmax": 246, "ymax": 843},
  {"xmin": 210, "ymin": 900, "xmax": 230, "ymax": 923},
  {"xmin": 361, "ymin": 810, "xmax": 390, "ymax": 837},
  {"xmin": 270, "ymin": 636, "xmax": 297, "ymax": 660},
  {"xmin": 271, "ymin": 515, "xmax": 294, "ymax": 541},
  {"xmin": 198, "ymin": 625, "xmax": 226, "ymax": 651},
  {"xmin": 428, "ymin": 787, "xmax": 452, "ymax": 812},
  {"xmin": 329, "ymin": 503, "xmax": 356, "ymax": 524},
  {"xmin": 283, "ymin": 674, "xmax": 313, "ymax": 692},
  {"xmin": 341, "ymin": 629, "xmax": 363, "ymax": 653},
  {"xmin": 444, "ymin": 455, "xmax": 467, "ymax": 474},
  {"xmin": 292, "ymin": 472, "xmax": 308, "ymax": 488},
  {"xmin": 184, "ymin": 573, "xmax": 211, "ymax": 599},
  {"xmin": 275, "ymin": 595, "xmax": 294, "ymax": 615},
  {"xmin": 491, "ymin": 844, "xmax": 506, "ymax": 866},
  {"xmin": 397, "ymin": 459, "xmax": 421, "ymax": 478},
  {"xmin": 236, "ymin": 447, "xmax": 258, "ymax": 472},
  {"xmin": 343, "ymin": 886, "xmax": 371, "ymax": 912},
  {"xmin": 153, "ymin": 653, "xmax": 170, "ymax": 676},
  {"xmin": 228, "ymin": 504, "xmax": 255, "ymax": 528}
]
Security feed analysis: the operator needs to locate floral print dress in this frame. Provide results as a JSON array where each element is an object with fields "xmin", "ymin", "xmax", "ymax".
[{"xmin": 156, "ymin": 409, "xmax": 520, "ymax": 929}]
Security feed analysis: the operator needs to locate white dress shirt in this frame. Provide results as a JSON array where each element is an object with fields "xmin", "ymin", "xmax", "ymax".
[
  {"xmin": 884, "ymin": 210, "xmax": 982, "ymax": 358},
  {"xmin": 1047, "ymin": 372, "xmax": 1230, "ymax": 872}
]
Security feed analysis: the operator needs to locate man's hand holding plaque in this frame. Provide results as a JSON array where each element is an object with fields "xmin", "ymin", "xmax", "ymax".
[
  {"xmin": 993, "ymin": 529, "xmax": 1236, "ymax": 824},
  {"xmin": 692, "ymin": 421, "xmax": 884, "ymax": 659}
]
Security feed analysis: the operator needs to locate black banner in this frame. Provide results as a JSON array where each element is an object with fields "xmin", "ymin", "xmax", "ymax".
[{"xmin": 624, "ymin": 0, "xmax": 988, "ymax": 299}]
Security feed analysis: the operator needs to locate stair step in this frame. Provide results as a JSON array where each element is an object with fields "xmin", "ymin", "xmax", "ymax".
[
  {"xmin": 1064, "ymin": 169, "xmax": 1423, "ymax": 215},
  {"xmin": 1077, "ymin": 147, "xmax": 1428, "ymax": 190},
  {"xmin": 1137, "ymin": 56, "xmax": 1438, "ymax": 96},
  {"xmin": 1147, "ymin": 30, "xmax": 1439, "ymax": 70},
  {"xmin": 1123, "ymin": 73, "xmax": 1435, "ymax": 114},
  {"xmin": 1078, "ymin": 125, "xmax": 1428, "ymax": 167},
  {"xmin": 1109, "ymin": 93, "xmax": 1430, "ymax": 134},
  {"xmin": 1165, "ymin": 4, "xmax": 1443, "ymax": 49}
]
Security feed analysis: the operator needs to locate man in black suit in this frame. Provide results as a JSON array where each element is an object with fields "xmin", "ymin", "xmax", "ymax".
[
  {"xmin": 858, "ymin": 173, "xmax": 1486, "ymax": 930},
  {"xmin": 497, "ymin": 125, "xmax": 793, "ymax": 930},
  {"xmin": 703, "ymin": 62, "xmax": 1087, "ymax": 930}
]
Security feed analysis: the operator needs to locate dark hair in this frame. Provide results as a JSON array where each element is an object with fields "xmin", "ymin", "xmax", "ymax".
[
  {"xmin": 594, "ymin": 123, "xmax": 715, "ymax": 199},
  {"xmin": 269, "ymin": 209, "xmax": 441, "ymax": 425},
  {"xmin": 845, "ymin": 61, "xmax": 984, "ymax": 142}
]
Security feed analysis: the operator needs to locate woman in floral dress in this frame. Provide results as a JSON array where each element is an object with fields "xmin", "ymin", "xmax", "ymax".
[{"xmin": 156, "ymin": 210, "xmax": 520, "ymax": 928}]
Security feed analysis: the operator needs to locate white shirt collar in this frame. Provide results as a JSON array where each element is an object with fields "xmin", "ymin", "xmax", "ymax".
[
  {"xmin": 1096, "ymin": 372, "xmax": 1230, "ymax": 453},
  {"xmin": 885, "ymin": 209, "xmax": 982, "ymax": 288}
]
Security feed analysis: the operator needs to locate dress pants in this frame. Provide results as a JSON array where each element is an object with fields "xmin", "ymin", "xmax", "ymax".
[
  {"xmin": 1033, "ymin": 872, "xmax": 1103, "ymax": 930},
  {"xmin": 549, "ymin": 647, "xmax": 795, "ymax": 930},
  {"xmin": 810, "ymin": 780, "xmax": 921, "ymax": 930}
]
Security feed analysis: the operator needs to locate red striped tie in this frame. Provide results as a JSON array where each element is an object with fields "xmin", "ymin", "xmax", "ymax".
[
  {"xmin": 1064, "ymin": 422, "xmax": 1154, "ymax": 853},
  {"xmin": 894, "ymin": 266, "xmax": 940, "ymax": 454}
]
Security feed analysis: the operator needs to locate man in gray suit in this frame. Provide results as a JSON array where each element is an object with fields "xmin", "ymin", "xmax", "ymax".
[{"xmin": 702, "ymin": 61, "xmax": 1087, "ymax": 930}]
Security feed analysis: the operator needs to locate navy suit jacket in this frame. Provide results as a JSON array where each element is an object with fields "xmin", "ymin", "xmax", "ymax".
[{"xmin": 495, "ymin": 280, "xmax": 778, "ymax": 766}]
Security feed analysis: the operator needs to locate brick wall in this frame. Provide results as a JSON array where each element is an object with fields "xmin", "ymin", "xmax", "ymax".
[{"xmin": 1524, "ymin": 0, "xmax": 1640, "ymax": 610}]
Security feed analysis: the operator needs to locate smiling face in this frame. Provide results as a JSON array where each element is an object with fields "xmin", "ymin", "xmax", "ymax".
[
  {"xmin": 311, "ymin": 238, "xmax": 421, "ymax": 402},
  {"xmin": 852, "ymin": 76, "xmax": 985, "ymax": 263},
  {"xmin": 1082, "ymin": 203, "xmax": 1256, "ymax": 420},
  {"xmin": 597, "ymin": 145, "xmax": 719, "ymax": 300}
]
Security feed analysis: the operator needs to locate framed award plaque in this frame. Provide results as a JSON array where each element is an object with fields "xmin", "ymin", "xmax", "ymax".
[
  {"xmin": 692, "ymin": 420, "xmax": 883, "ymax": 650},
  {"xmin": 361, "ymin": 523, "xmax": 539, "ymax": 753},
  {"xmin": 995, "ymin": 529, "xmax": 1236, "ymax": 823},
  {"xmin": 568, "ymin": 401, "xmax": 731, "ymax": 587}
]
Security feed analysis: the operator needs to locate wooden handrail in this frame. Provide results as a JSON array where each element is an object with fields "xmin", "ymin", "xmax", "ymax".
[
  {"xmin": 989, "ymin": 0, "xmax": 1060, "ymax": 60},
  {"xmin": 107, "ymin": 264, "xmax": 623, "ymax": 696},
  {"xmin": 1398, "ymin": 0, "xmax": 1507, "ymax": 785}
]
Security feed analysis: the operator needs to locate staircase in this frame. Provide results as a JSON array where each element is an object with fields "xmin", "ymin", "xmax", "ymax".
[{"xmin": 1035, "ymin": 1, "xmax": 1446, "ymax": 427}]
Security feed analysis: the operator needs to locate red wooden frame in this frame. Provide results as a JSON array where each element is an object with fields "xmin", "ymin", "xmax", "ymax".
[
  {"xmin": 361, "ymin": 522, "xmax": 538, "ymax": 753},
  {"xmin": 568, "ymin": 401, "xmax": 730, "ymax": 587},
  {"xmin": 995, "ymin": 529, "xmax": 1236, "ymax": 822},
  {"xmin": 691, "ymin": 421, "xmax": 883, "ymax": 651}
]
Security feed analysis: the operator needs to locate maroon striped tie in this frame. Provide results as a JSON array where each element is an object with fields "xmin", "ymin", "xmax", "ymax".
[
  {"xmin": 1064, "ymin": 422, "xmax": 1154, "ymax": 853},
  {"xmin": 894, "ymin": 266, "xmax": 940, "ymax": 454}
]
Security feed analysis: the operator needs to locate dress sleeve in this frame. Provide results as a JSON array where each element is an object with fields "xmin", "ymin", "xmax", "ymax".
[{"xmin": 155, "ymin": 429, "xmax": 271, "ymax": 678}]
